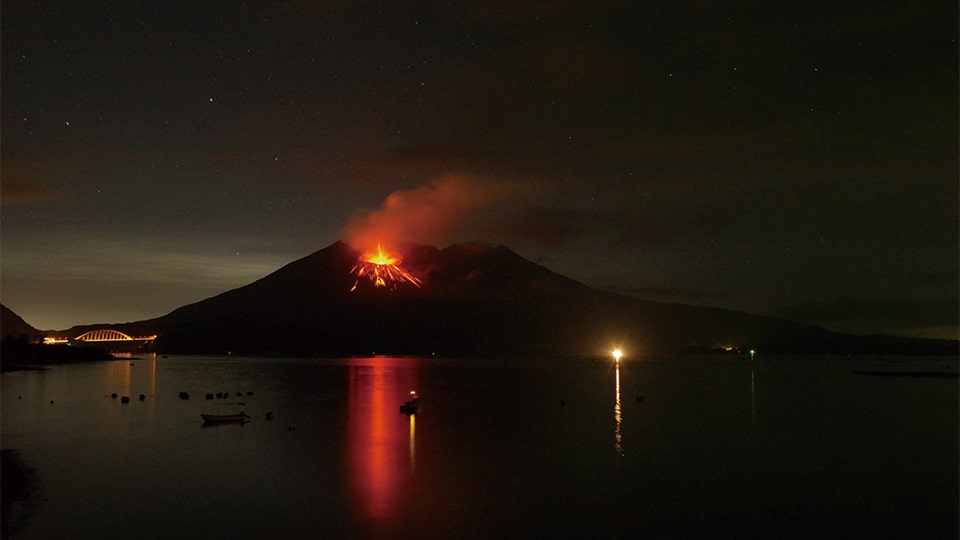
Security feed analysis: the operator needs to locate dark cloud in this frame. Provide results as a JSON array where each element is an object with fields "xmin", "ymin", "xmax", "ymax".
[
  {"xmin": 776, "ymin": 297, "xmax": 960, "ymax": 338},
  {"xmin": 485, "ymin": 206, "xmax": 598, "ymax": 247},
  {"xmin": 600, "ymin": 284, "xmax": 708, "ymax": 303}
]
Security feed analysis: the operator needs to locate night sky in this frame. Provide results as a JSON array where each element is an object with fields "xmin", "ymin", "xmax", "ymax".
[{"xmin": 2, "ymin": 1, "xmax": 957, "ymax": 339}]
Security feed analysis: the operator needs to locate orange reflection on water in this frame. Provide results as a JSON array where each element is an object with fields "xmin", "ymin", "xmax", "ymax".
[
  {"xmin": 347, "ymin": 357, "xmax": 418, "ymax": 520},
  {"xmin": 614, "ymin": 363, "xmax": 623, "ymax": 456},
  {"xmin": 103, "ymin": 356, "xmax": 157, "ymax": 397},
  {"xmin": 104, "ymin": 360, "xmax": 132, "ymax": 396}
]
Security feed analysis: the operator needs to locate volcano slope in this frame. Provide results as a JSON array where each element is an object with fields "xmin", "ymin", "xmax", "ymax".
[{"xmin": 80, "ymin": 241, "xmax": 957, "ymax": 357}]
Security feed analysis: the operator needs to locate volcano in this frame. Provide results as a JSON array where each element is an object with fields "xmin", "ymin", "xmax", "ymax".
[{"xmin": 75, "ymin": 241, "xmax": 957, "ymax": 356}]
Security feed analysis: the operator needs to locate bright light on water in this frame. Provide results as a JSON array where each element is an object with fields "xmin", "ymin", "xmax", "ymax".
[
  {"xmin": 614, "ymin": 363, "xmax": 623, "ymax": 456},
  {"xmin": 409, "ymin": 412, "xmax": 416, "ymax": 474}
]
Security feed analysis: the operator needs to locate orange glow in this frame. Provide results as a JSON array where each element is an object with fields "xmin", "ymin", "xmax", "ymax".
[
  {"xmin": 348, "ymin": 362, "xmax": 398, "ymax": 518},
  {"xmin": 365, "ymin": 244, "xmax": 399, "ymax": 266},
  {"xmin": 346, "ymin": 358, "xmax": 420, "ymax": 520},
  {"xmin": 350, "ymin": 243, "xmax": 422, "ymax": 291}
]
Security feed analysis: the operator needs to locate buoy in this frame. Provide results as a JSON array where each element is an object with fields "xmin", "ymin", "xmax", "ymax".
[{"xmin": 111, "ymin": 393, "xmax": 118, "ymax": 399}]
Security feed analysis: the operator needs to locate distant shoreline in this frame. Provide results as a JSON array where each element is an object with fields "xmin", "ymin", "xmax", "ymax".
[
  {"xmin": 854, "ymin": 370, "xmax": 959, "ymax": 379},
  {"xmin": 0, "ymin": 343, "xmax": 114, "ymax": 372}
]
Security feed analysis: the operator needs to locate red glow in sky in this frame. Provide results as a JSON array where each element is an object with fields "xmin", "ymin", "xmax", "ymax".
[
  {"xmin": 342, "ymin": 176, "xmax": 494, "ymax": 292},
  {"xmin": 342, "ymin": 175, "xmax": 495, "ymax": 253}
]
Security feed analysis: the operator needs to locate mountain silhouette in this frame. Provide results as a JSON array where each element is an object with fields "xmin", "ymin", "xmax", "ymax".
[
  {"xmin": 1, "ymin": 304, "xmax": 112, "ymax": 371},
  {"xmin": 1, "ymin": 304, "xmax": 41, "ymax": 342},
  {"xmin": 56, "ymin": 241, "xmax": 958, "ymax": 356}
]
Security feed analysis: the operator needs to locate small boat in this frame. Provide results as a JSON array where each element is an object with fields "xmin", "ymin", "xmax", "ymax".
[
  {"xmin": 201, "ymin": 402, "xmax": 251, "ymax": 424},
  {"xmin": 201, "ymin": 412, "xmax": 251, "ymax": 424},
  {"xmin": 399, "ymin": 390, "xmax": 421, "ymax": 415}
]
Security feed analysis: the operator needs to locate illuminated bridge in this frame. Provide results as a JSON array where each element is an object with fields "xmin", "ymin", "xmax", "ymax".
[{"xmin": 44, "ymin": 329, "xmax": 157, "ymax": 352}]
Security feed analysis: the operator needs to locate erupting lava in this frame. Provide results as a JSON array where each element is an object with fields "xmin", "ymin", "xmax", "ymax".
[{"xmin": 350, "ymin": 244, "xmax": 422, "ymax": 291}]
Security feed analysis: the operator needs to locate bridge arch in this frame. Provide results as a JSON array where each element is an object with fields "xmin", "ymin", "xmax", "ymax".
[{"xmin": 74, "ymin": 329, "xmax": 134, "ymax": 342}]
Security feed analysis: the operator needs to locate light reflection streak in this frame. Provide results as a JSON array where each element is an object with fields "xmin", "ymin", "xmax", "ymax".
[
  {"xmin": 103, "ymin": 357, "xmax": 158, "ymax": 414},
  {"xmin": 614, "ymin": 363, "xmax": 623, "ymax": 456},
  {"xmin": 409, "ymin": 413, "xmax": 416, "ymax": 474},
  {"xmin": 348, "ymin": 363, "xmax": 396, "ymax": 519},
  {"xmin": 346, "ymin": 358, "xmax": 419, "ymax": 520},
  {"xmin": 105, "ymin": 360, "xmax": 131, "ymax": 396}
]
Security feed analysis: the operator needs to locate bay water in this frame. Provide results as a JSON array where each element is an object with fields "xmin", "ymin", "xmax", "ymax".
[{"xmin": 2, "ymin": 355, "xmax": 957, "ymax": 539}]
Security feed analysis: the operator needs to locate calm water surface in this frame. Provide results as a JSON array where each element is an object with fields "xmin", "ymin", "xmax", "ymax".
[{"xmin": 2, "ymin": 355, "xmax": 957, "ymax": 539}]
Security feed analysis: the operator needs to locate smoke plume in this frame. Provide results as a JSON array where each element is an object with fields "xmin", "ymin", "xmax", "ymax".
[{"xmin": 342, "ymin": 175, "xmax": 497, "ymax": 252}]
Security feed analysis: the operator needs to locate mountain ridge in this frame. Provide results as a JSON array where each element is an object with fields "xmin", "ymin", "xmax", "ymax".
[
  {"xmin": 1, "ymin": 304, "xmax": 41, "ymax": 341},
  {"xmin": 14, "ymin": 241, "xmax": 959, "ymax": 357}
]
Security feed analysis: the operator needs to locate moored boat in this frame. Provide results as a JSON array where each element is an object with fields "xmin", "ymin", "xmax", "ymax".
[
  {"xmin": 399, "ymin": 390, "xmax": 421, "ymax": 415},
  {"xmin": 201, "ymin": 412, "xmax": 251, "ymax": 424}
]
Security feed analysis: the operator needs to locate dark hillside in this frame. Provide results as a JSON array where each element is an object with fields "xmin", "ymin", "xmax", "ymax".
[{"xmin": 82, "ymin": 241, "xmax": 958, "ymax": 357}]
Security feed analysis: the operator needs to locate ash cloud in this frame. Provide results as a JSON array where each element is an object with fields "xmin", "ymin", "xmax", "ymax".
[{"xmin": 342, "ymin": 175, "xmax": 499, "ymax": 251}]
